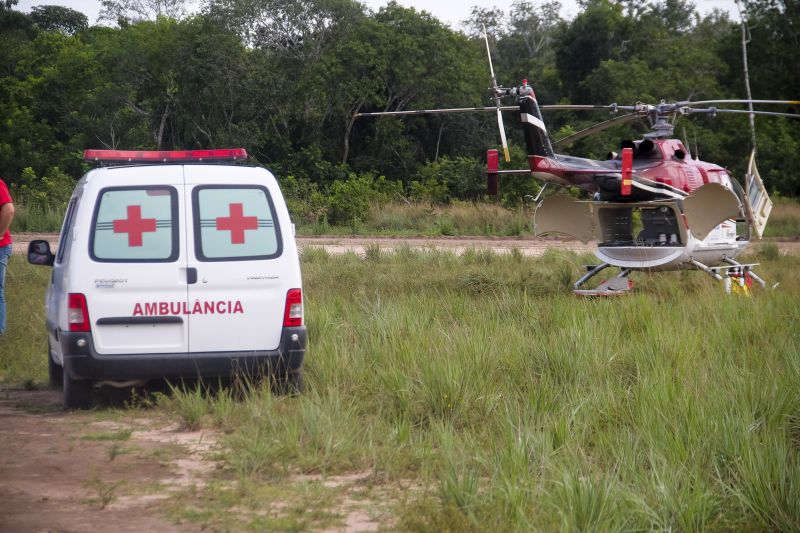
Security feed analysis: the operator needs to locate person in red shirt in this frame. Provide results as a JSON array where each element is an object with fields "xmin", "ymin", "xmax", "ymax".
[{"xmin": 0, "ymin": 178, "xmax": 15, "ymax": 335}]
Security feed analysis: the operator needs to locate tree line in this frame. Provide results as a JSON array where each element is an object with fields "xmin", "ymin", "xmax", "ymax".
[{"xmin": 1, "ymin": 0, "xmax": 798, "ymax": 223}]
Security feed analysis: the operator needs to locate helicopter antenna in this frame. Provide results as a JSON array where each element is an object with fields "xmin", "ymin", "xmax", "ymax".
[
  {"xmin": 483, "ymin": 25, "xmax": 510, "ymax": 162},
  {"xmin": 682, "ymin": 126, "xmax": 691, "ymax": 158},
  {"xmin": 737, "ymin": 1, "xmax": 757, "ymax": 153}
]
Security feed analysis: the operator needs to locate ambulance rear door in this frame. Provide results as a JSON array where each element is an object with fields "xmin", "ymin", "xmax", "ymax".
[
  {"xmin": 85, "ymin": 166, "xmax": 190, "ymax": 355},
  {"xmin": 184, "ymin": 166, "xmax": 289, "ymax": 352}
]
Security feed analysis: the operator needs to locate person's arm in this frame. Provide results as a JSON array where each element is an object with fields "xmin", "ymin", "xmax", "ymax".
[{"xmin": 0, "ymin": 201, "xmax": 15, "ymax": 236}]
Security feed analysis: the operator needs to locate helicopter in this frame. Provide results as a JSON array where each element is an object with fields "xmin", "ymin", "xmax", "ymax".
[{"xmin": 356, "ymin": 33, "xmax": 800, "ymax": 295}]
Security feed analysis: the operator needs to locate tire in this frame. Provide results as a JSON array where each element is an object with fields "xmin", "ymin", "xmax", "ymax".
[
  {"xmin": 63, "ymin": 369, "xmax": 93, "ymax": 410},
  {"xmin": 273, "ymin": 369, "xmax": 304, "ymax": 396},
  {"xmin": 47, "ymin": 341, "xmax": 63, "ymax": 389}
]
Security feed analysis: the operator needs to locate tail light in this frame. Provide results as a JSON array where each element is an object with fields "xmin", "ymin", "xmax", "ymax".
[
  {"xmin": 283, "ymin": 289, "xmax": 303, "ymax": 327},
  {"xmin": 67, "ymin": 293, "xmax": 91, "ymax": 332}
]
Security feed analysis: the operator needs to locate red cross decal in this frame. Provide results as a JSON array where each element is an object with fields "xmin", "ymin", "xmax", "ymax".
[
  {"xmin": 216, "ymin": 203, "xmax": 258, "ymax": 244},
  {"xmin": 113, "ymin": 205, "xmax": 157, "ymax": 247}
]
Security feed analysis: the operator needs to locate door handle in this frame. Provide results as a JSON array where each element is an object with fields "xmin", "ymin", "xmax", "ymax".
[{"xmin": 187, "ymin": 267, "xmax": 198, "ymax": 284}]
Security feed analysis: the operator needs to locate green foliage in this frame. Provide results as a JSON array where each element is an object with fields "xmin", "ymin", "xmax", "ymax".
[
  {"xmin": 29, "ymin": 5, "xmax": 88, "ymax": 34},
  {"xmin": 278, "ymin": 175, "xmax": 327, "ymax": 225},
  {"xmin": 12, "ymin": 166, "xmax": 74, "ymax": 211},
  {"xmin": 411, "ymin": 156, "xmax": 484, "ymax": 203},
  {"xmin": 326, "ymin": 172, "xmax": 402, "ymax": 225},
  {"xmin": 0, "ymin": 0, "xmax": 798, "ymax": 222}
]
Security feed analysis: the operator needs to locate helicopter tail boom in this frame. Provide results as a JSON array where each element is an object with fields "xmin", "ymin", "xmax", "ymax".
[{"xmin": 518, "ymin": 85, "xmax": 555, "ymax": 159}]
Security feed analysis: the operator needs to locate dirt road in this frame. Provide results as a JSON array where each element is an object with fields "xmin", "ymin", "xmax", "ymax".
[
  {"xmin": 0, "ymin": 388, "xmax": 391, "ymax": 532},
  {"xmin": 0, "ymin": 389, "xmax": 215, "ymax": 532},
  {"xmin": 13, "ymin": 233, "xmax": 800, "ymax": 257},
  {"xmin": 13, "ymin": 232, "xmax": 594, "ymax": 256}
]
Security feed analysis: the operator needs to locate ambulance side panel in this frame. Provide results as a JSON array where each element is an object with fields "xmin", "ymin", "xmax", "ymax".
[{"xmin": 47, "ymin": 187, "xmax": 84, "ymax": 365}]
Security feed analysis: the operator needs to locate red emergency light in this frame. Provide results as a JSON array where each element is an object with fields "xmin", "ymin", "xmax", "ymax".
[
  {"xmin": 620, "ymin": 147, "xmax": 633, "ymax": 196},
  {"xmin": 83, "ymin": 148, "xmax": 248, "ymax": 163}
]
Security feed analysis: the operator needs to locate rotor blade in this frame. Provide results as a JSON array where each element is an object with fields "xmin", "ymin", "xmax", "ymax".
[
  {"xmin": 553, "ymin": 113, "xmax": 640, "ymax": 147},
  {"xmin": 355, "ymin": 106, "xmax": 515, "ymax": 118},
  {"xmin": 497, "ymin": 108, "xmax": 510, "ymax": 162},
  {"xmin": 540, "ymin": 104, "xmax": 629, "ymax": 112},
  {"xmin": 483, "ymin": 25, "xmax": 496, "ymax": 81},
  {"xmin": 700, "ymin": 108, "xmax": 800, "ymax": 119},
  {"xmin": 682, "ymin": 99, "xmax": 800, "ymax": 106},
  {"xmin": 483, "ymin": 25, "xmax": 511, "ymax": 162}
]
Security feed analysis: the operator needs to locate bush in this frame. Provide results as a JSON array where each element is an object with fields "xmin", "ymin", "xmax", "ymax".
[
  {"xmin": 326, "ymin": 172, "xmax": 402, "ymax": 225},
  {"xmin": 278, "ymin": 175, "xmax": 328, "ymax": 226},
  {"xmin": 12, "ymin": 166, "xmax": 74, "ymax": 212},
  {"xmin": 411, "ymin": 156, "xmax": 484, "ymax": 203}
]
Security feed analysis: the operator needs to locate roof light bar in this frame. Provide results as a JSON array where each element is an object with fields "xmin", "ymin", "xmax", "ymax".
[{"xmin": 84, "ymin": 148, "xmax": 248, "ymax": 163}]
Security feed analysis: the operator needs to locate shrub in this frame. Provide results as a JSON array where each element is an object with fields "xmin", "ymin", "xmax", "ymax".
[
  {"xmin": 326, "ymin": 172, "xmax": 402, "ymax": 225},
  {"xmin": 12, "ymin": 166, "xmax": 75, "ymax": 211},
  {"xmin": 411, "ymin": 156, "xmax": 484, "ymax": 203},
  {"xmin": 278, "ymin": 174, "xmax": 328, "ymax": 226}
]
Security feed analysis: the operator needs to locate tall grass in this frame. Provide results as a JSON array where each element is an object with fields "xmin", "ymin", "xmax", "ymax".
[
  {"xmin": 3, "ymin": 247, "xmax": 799, "ymax": 530},
  {"xmin": 10, "ymin": 204, "xmax": 66, "ymax": 233},
  {"xmin": 295, "ymin": 197, "xmax": 800, "ymax": 238},
  {"xmin": 227, "ymin": 246, "xmax": 799, "ymax": 530},
  {"xmin": 764, "ymin": 197, "xmax": 800, "ymax": 238},
  {"xmin": 294, "ymin": 200, "xmax": 535, "ymax": 237},
  {"xmin": 0, "ymin": 255, "xmax": 50, "ymax": 384},
  {"xmin": 362, "ymin": 201, "xmax": 532, "ymax": 236}
]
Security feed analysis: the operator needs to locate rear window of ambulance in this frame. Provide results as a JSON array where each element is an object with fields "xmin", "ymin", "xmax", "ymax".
[
  {"xmin": 192, "ymin": 185, "xmax": 282, "ymax": 261},
  {"xmin": 90, "ymin": 186, "xmax": 179, "ymax": 262}
]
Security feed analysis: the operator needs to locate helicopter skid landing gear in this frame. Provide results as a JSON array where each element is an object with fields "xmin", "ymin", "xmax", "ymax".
[
  {"xmin": 573, "ymin": 264, "xmax": 634, "ymax": 296},
  {"xmin": 690, "ymin": 258, "xmax": 767, "ymax": 294}
]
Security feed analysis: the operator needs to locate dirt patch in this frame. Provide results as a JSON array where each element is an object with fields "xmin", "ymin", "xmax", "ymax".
[
  {"xmin": 299, "ymin": 235, "xmax": 594, "ymax": 257},
  {"xmin": 0, "ymin": 388, "xmax": 215, "ymax": 532},
  {"xmin": 0, "ymin": 388, "xmax": 401, "ymax": 532}
]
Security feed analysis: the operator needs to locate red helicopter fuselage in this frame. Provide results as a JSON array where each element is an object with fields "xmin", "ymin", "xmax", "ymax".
[{"xmin": 530, "ymin": 138, "xmax": 738, "ymax": 202}]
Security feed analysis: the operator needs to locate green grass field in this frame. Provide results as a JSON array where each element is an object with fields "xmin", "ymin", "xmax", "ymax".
[{"xmin": 1, "ymin": 246, "xmax": 799, "ymax": 530}]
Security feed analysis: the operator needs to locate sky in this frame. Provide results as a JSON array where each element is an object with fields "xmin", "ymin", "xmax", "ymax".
[{"xmin": 15, "ymin": 0, "xmax": 741, "ymax": 28}]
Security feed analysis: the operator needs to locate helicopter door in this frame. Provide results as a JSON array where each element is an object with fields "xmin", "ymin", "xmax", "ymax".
[
  {"xmin": 743, "ymin": 150, "xmax": 773, "ymax": 238},
  {"xmin": 534, "ymin": 195, "xmax": 595, "ymax": 243},
  {"xmin": 683, "ymin": 183, "xmax": 742, "ymax": 241}
]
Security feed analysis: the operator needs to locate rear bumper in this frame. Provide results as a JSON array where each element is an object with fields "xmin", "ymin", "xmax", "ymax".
[{"xmin": 60, "ymin": 327, "xmax": 306, "ymax": 381}]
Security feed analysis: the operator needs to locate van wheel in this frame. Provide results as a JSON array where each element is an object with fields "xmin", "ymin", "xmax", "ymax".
[
  {"xmin": 273, "ymin": 369, "xmax": 304, "ymax": 395},
  {"xmin": 48, "ymin": 342, "xmax": 63, "ymax": 389},
  {"xmin": 63, "ymin": 371, "xmax": 93, "ymax": 410}
]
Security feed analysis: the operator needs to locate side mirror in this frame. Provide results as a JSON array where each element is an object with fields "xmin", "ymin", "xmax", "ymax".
[{"xmin": 28, "ymin": 240, "xmax": 55, "ymax": 266}]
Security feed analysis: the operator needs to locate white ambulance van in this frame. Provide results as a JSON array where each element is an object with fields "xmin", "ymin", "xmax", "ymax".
[{"xmin": 27, "ymin": 148, "xmax": 306, "ymax": 409}]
